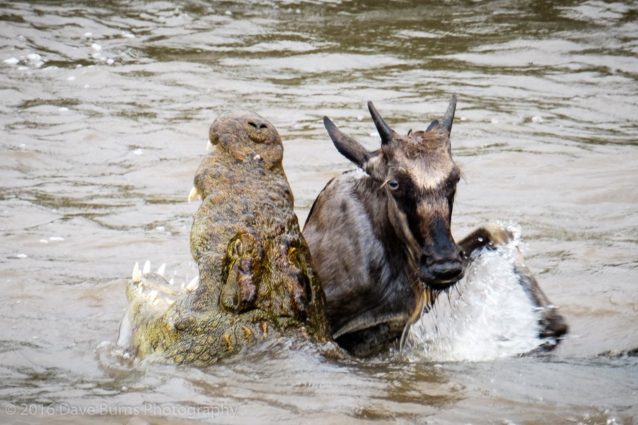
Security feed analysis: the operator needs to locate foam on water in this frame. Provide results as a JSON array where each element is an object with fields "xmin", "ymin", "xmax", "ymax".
[{"xmin": 406, "ymin": 227, "xmax": 544, "ymax": 362}]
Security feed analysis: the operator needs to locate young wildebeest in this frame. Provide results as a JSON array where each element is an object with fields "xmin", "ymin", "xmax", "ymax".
[{"xmin": 303, "ymin": 97, "xmax": 567, "ymax": 356}]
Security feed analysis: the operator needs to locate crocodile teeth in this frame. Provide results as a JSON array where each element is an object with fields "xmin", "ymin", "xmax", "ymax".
[
  {"xmin": 185, "ymin": 276, "xmax": 199, "ymax": 291},
  {"xmin": 206, "ymin": 140, "xmax": 213, "ymax": 152},
  {"xmin": 132, "ymin": 262, "xmax": 142, "ymax": 283},
  {"xmin": 148, "ymin": 290, "xmax": 158, "ymax": 303},
  {"xmin": 157, "ymin": 263, "xmax": 166, "ymax": 276},
  {"xmin": 188, "ymin": 186, "xmax": 202, "ymax": 202},
  {"xmin": 143, "ymin": 260, "xmax": 151, "ymax": 274},
  {"xmin": 169, "ymin": 278, "xmax": 175, "ymax": 286},
  {"xmin": 116, "ymin": 311, "xmax": 132, "ymax": 348}
]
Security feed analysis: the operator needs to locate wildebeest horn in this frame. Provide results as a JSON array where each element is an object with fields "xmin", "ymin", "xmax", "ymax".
[
  {"xmin": 367, "ymin": 101, "xmax": 395, "ymax": 145},
  {"xmin": 440, "ymin": 95, "xmax": 457, "ymax": 133},
  {"xmin": 323, "ymin": 116, "xmax": 371, "ymax": 168}
]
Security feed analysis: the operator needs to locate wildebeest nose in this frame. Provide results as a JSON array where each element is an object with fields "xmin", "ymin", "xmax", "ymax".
[
  {"xmin": 430, "ymin": 259, "xmax": 464, "ymax": 281},
  {"xmin": 420, "ymin": 255, "xmax": 464, "ymax": 288}
]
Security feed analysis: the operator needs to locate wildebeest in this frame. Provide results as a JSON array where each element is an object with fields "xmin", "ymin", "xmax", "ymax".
[{"xmin": 303, "ymin": 97, "xmax": 567, "ymax": 356}]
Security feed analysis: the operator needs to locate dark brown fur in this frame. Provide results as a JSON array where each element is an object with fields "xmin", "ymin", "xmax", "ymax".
[
  {"xmin": 304, "ymin": 98, "xmax": 567, "ymax": 356},
  {"xmin": 304, "ymin": 99, "xmax": 464, "ymax": 355}
]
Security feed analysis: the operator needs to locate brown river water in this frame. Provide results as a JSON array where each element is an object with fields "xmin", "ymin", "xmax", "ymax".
[{"xmin": 1, "ymin": 1, "xmax": 637, "ymax": 424}]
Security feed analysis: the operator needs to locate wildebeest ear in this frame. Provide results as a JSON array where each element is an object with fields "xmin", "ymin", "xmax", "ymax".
[
  {"xmin": 440, "ymin": 95, "xmax": 457, "ymax": 134},
  {"xmin": 368, "ymin": 101, "xmax": 397, "ymax": 145},
  {"xmin": 323, "ymin": 116, "xmax": 372, "ymax": 168},
  {"xmin": 426, "ymin": 119, "xmax": 439, "ymax": 132}
]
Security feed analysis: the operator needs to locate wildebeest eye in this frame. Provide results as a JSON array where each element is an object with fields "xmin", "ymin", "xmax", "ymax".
[{"xmin": 387, "ymin": 179, "xmax": 399, "ymax": 191}]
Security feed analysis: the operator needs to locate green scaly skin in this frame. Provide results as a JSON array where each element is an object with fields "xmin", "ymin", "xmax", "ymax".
[{"xmin": 121, "ymin": 112, "xmax": 331, "ymax": 366}]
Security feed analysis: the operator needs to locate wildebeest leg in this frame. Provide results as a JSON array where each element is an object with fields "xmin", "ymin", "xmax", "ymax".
[
  {"xmin": 514, "ymin": 263, "xmax": 568, "ymax": 345},
  {"xmin": 457, "ymin": 224, "xmax": 514, "ymax": 255},
  {"xmin": 458, "ymin": 224, "xmax": 568, "ymax": 346}
]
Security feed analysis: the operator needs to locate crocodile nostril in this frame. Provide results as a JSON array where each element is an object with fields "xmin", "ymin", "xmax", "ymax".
[{"xmin": 247, "ymin": 121, "xmax": 268, "ymax": 130}]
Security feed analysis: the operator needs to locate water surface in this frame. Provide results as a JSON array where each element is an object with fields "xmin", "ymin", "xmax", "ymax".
[{"xmin": 1, "ymin": 1, "xmax": 637, "ymax": 424}]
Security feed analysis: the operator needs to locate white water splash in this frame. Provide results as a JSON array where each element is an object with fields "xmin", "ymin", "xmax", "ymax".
[{"xmin": 406, "ymin": 228, "xmax": 544, "ymax": 361}]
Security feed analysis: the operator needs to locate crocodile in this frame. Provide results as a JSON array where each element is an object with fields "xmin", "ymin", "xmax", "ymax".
[
  {"xmin": 116, "ymin": 107, "xmax": 567, "ymax": 365},
  {"xmin": 117, "ymin": 111, "xmax": 330, "ymax": 366}
]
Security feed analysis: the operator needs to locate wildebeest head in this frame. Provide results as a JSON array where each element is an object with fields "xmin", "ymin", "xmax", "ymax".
[{"xmin": 323, "ymin": 97, "xmax": 464, "ymax": 289}]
